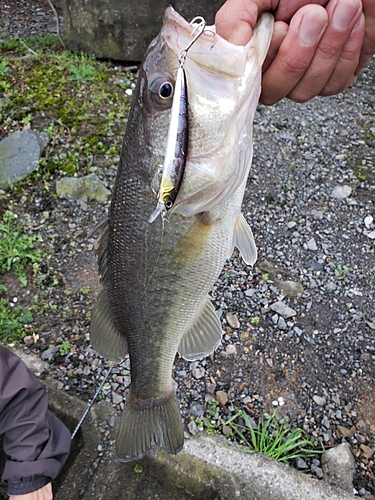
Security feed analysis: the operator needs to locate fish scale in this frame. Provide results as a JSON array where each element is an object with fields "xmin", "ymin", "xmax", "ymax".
[{"xmin": 90, "ymin": 7, "xmax": 273, "ymax": 462}]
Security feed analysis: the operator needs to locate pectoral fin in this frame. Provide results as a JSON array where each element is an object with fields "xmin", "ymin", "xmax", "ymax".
[
  {"xmin": 178, "ymin": 299, "xmax": 223, "ymax": 361},
  {"xmin": 233, "ymin": 213, "xmax": 257, "ymax": 266},
  {"xmin": 90, "ymin": 288, "xmax": 127, "ymax": 362}
]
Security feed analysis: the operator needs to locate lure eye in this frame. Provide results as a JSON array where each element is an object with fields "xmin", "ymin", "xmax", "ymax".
[
  {"xmin": 165, "ymin": 200, "xmax": 173, "ymax": 210},
  {"xmin": 149, "ymin": 75, "xmax": 174, "ymax": 106},
  {"xmin": 159, "ymin": 82, "xmax": 173, "ymax": 99}
]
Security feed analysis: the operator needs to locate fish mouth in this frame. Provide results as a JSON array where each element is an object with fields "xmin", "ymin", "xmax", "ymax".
[{"xmin": 162, "ymin": 6, "xmax": 249, "ymax": 78}]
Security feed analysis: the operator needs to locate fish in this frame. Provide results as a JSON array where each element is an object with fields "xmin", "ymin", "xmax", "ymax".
[{"xmin": 90, "ymin": 7, "xmax": 273, "ymax": 462}]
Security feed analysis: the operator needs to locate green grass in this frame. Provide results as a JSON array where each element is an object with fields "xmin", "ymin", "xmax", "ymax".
[
  {"xmin": 226, "ymin": 409, "xmax": 323, "ymax": 464},
  {"xmin": 0, "ymin": 203, "xmax": 42, "ymax": 286},
  {"xmin": 0, "ymin": 286, "xmax": 34, "ymax": 343}
]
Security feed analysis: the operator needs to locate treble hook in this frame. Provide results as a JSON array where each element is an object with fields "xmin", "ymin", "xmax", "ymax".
[{"xmin": 178, "ymin": 16, "xmax": 207, "ymax": 67}]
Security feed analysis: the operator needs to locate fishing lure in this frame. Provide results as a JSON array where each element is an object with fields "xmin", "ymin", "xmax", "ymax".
[{"xmin": 149, "ymin": 17, "xmax": 207, "ymax": 224}]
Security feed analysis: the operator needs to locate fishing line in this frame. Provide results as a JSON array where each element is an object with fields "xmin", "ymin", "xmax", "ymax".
[{"xmin": 71, "ymin": 361, "xmax": 115, "ymax": 440}]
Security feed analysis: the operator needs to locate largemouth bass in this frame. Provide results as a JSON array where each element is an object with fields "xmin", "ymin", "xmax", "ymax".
[{"xmin": 90, "ymin": 7, "xmax": 273, "ymax": 462}]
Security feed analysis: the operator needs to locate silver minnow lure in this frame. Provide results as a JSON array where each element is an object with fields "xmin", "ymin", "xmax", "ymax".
[{"xmin": 149, "ymin": 17, "xmax": 206, "ymax": 224}]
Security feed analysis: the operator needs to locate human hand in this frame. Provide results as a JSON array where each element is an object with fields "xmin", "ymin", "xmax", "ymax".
[
  {"xmin": 215, "ymin": 0, "xmax": 371, "ymax": 105},
  {"xmin": 9, "ymin": 483, "xmax": 53, "ymax": 500}
]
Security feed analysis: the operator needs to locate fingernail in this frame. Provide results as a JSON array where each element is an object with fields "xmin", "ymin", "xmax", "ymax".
[
  {"xmin": 299, "ymin": 12, "xmax": 327, "ymax": 45},
  {"xmin": 332, "ymin": 0, "xmax": 359, "ymax": 30}
]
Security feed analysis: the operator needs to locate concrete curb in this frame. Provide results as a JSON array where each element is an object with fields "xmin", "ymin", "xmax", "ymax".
[
  {"xmin": 9, "ymin": 352, "xmax": 356, "ymax": 500},
  {"xmin": 45, "ymin": 383, "xmax": 355, "ymax": 500}
]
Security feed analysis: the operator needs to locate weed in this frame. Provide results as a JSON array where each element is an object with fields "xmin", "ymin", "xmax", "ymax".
[
  {"xmin": 261, "ymin": 273, "xmax": 269, "ymax": 283},
  {"xmin": 0, "ymin": 59, "xmax": 9, "ymax": 75},
  {"xmin": 226, "ymin": 409, "xmax": 323, "ymax": 464},
  {"xmin": 0, "ymin": 204, "xmax": 42, "ymax": 286},
  {"xmin": 68, "ymin": 63, "xmax": 96, "ymax": 83},
  {"xmin": 0, "ymin": 286, "xmax": 34, "ymax": 343},
  {"xmin": 250, "ymin": 316, "xmax": 260, "ymax": 326},
  {"xmin": 59, "ymin": 341, "xmax": 71, "ymax": 355},
  {"xmin": 333, "ymin": 263, "xmax": 349, "ymax": 281}
]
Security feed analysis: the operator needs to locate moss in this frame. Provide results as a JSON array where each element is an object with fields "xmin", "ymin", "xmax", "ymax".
[{"xmin": 1, "ymin": 37, "xmax": 135, "ymax": 177}]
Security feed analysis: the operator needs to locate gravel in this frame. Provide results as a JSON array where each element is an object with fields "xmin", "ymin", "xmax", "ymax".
[{"xmin": 1, "ymin": 0, "xmax": 375, "ymax": 496}]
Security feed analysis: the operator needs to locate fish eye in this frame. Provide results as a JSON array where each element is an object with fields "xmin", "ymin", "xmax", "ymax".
[{"xmin": 149, "ymin": 75, "xmax": 174, "ymax": 106}]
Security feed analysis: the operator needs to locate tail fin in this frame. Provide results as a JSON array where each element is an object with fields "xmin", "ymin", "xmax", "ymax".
[{"xmin": 116, "ymin": 388, "xmax": 184, "ymax": 462}]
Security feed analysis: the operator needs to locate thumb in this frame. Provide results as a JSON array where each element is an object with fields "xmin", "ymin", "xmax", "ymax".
[{"xmin": 215, "ymin": 0, "xmax": 258, "ymax": 45}]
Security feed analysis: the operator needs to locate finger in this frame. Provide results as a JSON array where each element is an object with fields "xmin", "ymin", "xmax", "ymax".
[
  {"xmin": 287, "ymin": 0, "xmax": 363, "ymax": 102},
  {"xmin": 215, "ymin": 0, "xmax": 275, "ymax": 45},
  {"xmin": 321, "ymin": 13, "xmax": 365, "ymax": 95},
  {"xmin": 355, "ymin": 0, "xmax": 375, "ymax": 75},
  {"xmin": 275, "ymin": 0, "xmax": 328, "ymax": 23},
  {"xmin": 262, "ymin": 21, "xmax": 289, "ymax": 72},
  {"xmin": 260, "ymin": 5, "xmax": 328, "ymax": 105}
]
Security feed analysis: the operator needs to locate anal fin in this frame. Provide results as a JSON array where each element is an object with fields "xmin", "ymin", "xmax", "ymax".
[
  {"xmin": 178, "ymin": 299, "xmax": 223, "ymax": 361},
  {"xmin": 233, "ymin": 213, "xmax": 257, "ymax": 266},
  {"xmin": 90, "ymin": 288, "xmax": 127, "ymax": 362}
]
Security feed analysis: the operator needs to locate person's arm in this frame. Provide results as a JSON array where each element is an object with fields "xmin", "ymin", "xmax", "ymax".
[
  {"xmin": 215, "ymin": 0, "xmax": 373, "ymax": 104},
  {"xmin": 0, "ymin": 346, "xmax": 71, "ymax": 498}
]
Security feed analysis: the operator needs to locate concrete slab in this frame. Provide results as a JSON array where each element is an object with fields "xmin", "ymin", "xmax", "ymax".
[
  {"xmin": 0, "ymin": 352, "xmax": 357, "ymax": 500},
  {"xmin": 49, "ymin": 383, "xmax": 356, "ymax": 500}
]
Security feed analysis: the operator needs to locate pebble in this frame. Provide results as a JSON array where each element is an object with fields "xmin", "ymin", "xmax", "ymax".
[
  {"xmin": 215, "ymin": 391, "xmax": 228, "ymax": 406},
  {"xmin": 360, "ymin": 444, "xmax": 374, "ymax": 459},
  {"xmin": 188, "ymin": 420, "xmax": 199, "ymax": 436},
  {"xmin": 225, "ymin": 344, "xmax": 237, "ymax": 355},
  {"xmin": 226, "ymin": 312, "xmax": 240, "ymax": 329},
  {"xmin": 313, "ymin": 395, "xmax": 326, "ymax": 407},
  {"xmin": 112, "ymin": 392, "xmax": 123, "ymax": 405},
  {"xmin": 189, "ymin": 401, "xmax": 204, "ymax": 418},
  {"xmin": 331, "ymin": 184, "xmax": 352, "ymax": 199},
  {"xmin": 191, "ymin": 367, "xmax": 205, "ymax": 379},
  {"xmin": 269, "ymin": 301, "xmax": 297, "ymax": 319},
  {"xmin": 306, "ymin": 238, "xmax": 318, "ymax": 251}
]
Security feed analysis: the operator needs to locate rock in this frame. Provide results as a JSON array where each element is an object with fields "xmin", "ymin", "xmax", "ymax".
[
  {"xmin": 313, "ymin": 395, "xmax": 326, "ymax": 406},
  {"xmin": 311, "ymin": 464, "xmax": 324, "ymax": 479},
  {"xmin": 62, "ymin": 0, "xmax": 221, "ymax": 62},
  {"xmin": 222, "ymin": 425, "xmax": 232, "ymax": 436},
  {"xmin": 188, "ymin": 420, "xmax": 199, "ymax": 436},
  {"xmin": 269, "ymin": 301, "xmax": 297, "ymax": 319},
  {"xmin": 0, "ymin": 129, "xmax": 49, "ymax": 190},
  {"xmin": 112, "ymin": 392, "xmax": 123, "ymax": 405},
  {"xmin": 364, "ymin": 215, "xmax": 373, "ymax": 229},
  {"xmin": 56, "ymin": 173, "xmax": 110, "ymax": 201},
  {"xmin": 306, "ymin": 238, "xmax": 318, "ymax": 251},
  {"xmin": 274, "ymin": 279, "xmax": 304, "ymax": 297},
  {"xmin": 331, "ymin": 185, "xmax": 352, "ymax": 199},
  {"xmin": 277, "ymin": 316, "xmax": 287, "ymax": 330},
  {"xmin": 295, "ymin": 457, "xmax": 307, "ymax": 469},
  {"xmin": 225, "ymin": 344, "xmax": 237, "ymax": 355},
  {"xmin": 360, "ymin": 444, "xmax": 374, "ymax": 459},
  {"xmin": 337, "ymin": 425, "xmax": 355, "ymax": 438},
  {"xmin": 191, "ymin": 367, "xmax": 205, "ymax": 379},
  {"xmin": 40, "ymin": 346, "xmax": 60, "ymax": 361},
  {"xmin": 215, "ymin": 390, "xmax": 228, "ymax": 406},
  {"xmin": 226, "ymin": 312, "xmax": 240, "ymax": 329},
  {"xmin": 367, "ymin": 230, "xmax": 375, "ymax": 240},
  {"xmin": 321, "ymin": 442, "xmax": 356, "ymax": 493},
  {"xmin": 326, "ymin": 281, "xmax": 337, "ymax": 292},
  {"xmin": 189, "ymin": 401, "xmax": 204, "ymax": 419}
]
